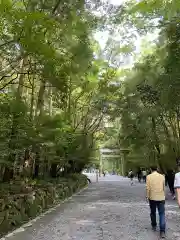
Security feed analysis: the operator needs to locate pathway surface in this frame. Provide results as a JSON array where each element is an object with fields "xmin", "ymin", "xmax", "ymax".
[{"xmin": 3, "ymin": 175, "xmax": 180, "ymax": 240}]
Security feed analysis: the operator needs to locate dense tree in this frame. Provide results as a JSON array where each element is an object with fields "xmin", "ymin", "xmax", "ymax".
[
  {"xmin": 0, "ymin": 0, "xmax": 118, "ymax": 181},
  {"xmin": 105, "ymin": 0, "xmax": 180, "ymax": 173},
  {"xmin": 1, "ymin": 0, "xmax": 180, "ymax": 179}
]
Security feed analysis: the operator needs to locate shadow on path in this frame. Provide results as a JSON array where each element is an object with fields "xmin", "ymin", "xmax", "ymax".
[{"xmin": 4, "ymin": 176, "xmax": 180, "ymax": 240}]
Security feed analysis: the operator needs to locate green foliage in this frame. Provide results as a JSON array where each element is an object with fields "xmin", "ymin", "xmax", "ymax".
[
  {"xmin": 0, "ymin": 174, "xmax": 87, "ymax": 237},
  {"xmin": 0, "ymin": 0, "xmax": 117, "ymax": 181},
  {"xmin": 95, "ymin": 0, "xmax": 180, "ymax": 173},
  {"xmin": 110, "ymin": 13, "xmax": 180, "ymax": 171}
]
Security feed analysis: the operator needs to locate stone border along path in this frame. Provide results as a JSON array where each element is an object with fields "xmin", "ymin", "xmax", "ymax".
[
  {"xmin": 0, "ymin": 186, "xmax": 88, "ymax": 240},
  {"xmin": 1, "ymin": 175, "xmax": 180, "ymax": 240}
]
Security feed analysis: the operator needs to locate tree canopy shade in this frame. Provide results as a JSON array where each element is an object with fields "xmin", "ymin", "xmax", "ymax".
[
  {"xmin": 1, "ymin": 0, "xmax": 180, "ymax": 181},
  {"xmin": 0, "ymin": 0, "xmax": 120, "ymax": 181},
  {"xmin": 102, "ymin": 0, "xmax": 180, "ymax": 173}
]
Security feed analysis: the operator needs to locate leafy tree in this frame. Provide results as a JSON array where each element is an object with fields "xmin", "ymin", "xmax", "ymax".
[
  {"xmin": 108, "ymin": 6, "xmax": 180, "ymax": 172},
  {"xmin": 0, "ymin": 0, "xmax": 116, "ymax": 181}
]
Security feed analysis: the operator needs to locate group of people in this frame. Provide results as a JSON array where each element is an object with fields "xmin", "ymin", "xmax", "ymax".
[
  {"xmin": 128, "ymin": 168, "xmax": 179, "ymax": 200},
  {"xmin": 137, "ymin": 168, "xmax": 148, "ymax": 183},
  {"xmin": 146, "ymin": 166, "xmax": 180, "ymax": 238},
  {"xmin": 128, "ymin": 168, "xmax": 148, "ymax": 185}
]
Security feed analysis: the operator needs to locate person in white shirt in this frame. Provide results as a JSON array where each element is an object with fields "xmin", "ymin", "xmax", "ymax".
[
  {"xmin": 174, "ymin": 166, "xmax": 180, "ymax": 207},
  {"xmin": 128, "ymin": 170, "xmax": 134, "ymax": 185}
]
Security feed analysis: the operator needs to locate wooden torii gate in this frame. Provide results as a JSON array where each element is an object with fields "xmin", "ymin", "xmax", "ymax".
[{"xmin": 99, "ymin": 148, "xmax": 129, "ymax": 176}]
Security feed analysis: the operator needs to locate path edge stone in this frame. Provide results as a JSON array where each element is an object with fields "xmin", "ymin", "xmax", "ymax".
[{"xmin": 0, "ymin": 185, "xmax": 89, "ymax": 240}]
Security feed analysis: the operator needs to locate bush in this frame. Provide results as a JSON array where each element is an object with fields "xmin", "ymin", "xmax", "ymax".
[{"xmin": 0, "ymin": 174, "xmax": 88, "ymax": 237}]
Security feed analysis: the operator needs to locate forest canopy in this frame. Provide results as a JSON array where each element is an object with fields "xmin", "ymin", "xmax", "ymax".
[
  {"xmin": 103, "ymin": 0, "xmax": 180, "ymax": 172},
  {"xmin": 0, "ymin": 0, "xmax": 179, "ymax": 181}
]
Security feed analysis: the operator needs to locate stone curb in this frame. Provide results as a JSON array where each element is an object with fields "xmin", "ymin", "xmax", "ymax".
[{"xmin": 0, "ymin": 185, "xmax": 88, "ymax": 240}]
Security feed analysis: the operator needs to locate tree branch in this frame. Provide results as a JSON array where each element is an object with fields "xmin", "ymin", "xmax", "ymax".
[
  {"xmin": 0, "ymin": 72, "xmax": 15, "ymax": 82},
  {"xmin": 0, "ymin": 72, "xmax": 31, "ymax": 90},
  {"xmin": 87, "ymin": 114, "xmax": 103, "ymax": 132},
  {"xmin": 0, "ymin": 55, "xmax": 23, "ymax": 75},
  {"xmin": 52, "ymin": 0, "xmax": 62, "ymax": 14},
  {"xmin": 10, "ymin": 82, "xmax": 33, "ymax": 89},
  {"xmin": 0, "ymin": 72, "xmax": 31, "ymax": 82},
  {"xmin": 0, "ymin": 40, "xmax": 15, "ymax": 49},
  {"xmin": 0, "ymin": 74, "xmax": 19, "ymax": 91},
  {"xmin": 92, "ymin": 115, "xmax": 104, "ymax": 132}
]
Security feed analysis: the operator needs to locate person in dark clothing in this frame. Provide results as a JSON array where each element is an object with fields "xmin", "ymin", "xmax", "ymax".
[
  {"xmin": 87, "ymin": 177, "xmax": 91, "ymax": 183},
  {"xmin": 166, "ymin": 170, "xmax": 175, "ymax": 199},
  {"xmin": 137, "ymin": 169, "xmax": 142, "ymax": 182},
  {"xmin": 142, "ymin": 169, "xmax": 147, "ymax": 182},
  {"xmin": 165, "ymin": 174, "xmax": 168, "ymax": 186}
]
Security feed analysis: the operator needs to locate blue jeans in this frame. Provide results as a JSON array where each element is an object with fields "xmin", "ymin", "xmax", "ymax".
[{"xmin": 149, "ymin": 200, "xmax": 166, "ymax": 233}]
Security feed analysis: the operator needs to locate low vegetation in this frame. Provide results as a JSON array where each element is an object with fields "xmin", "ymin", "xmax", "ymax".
[{"xmin": 0, "ymin": 174, "xmax": 87, "ymax": 236}]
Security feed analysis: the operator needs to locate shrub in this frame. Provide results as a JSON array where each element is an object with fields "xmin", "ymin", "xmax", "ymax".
[{"xmin": 0, "ymin": 174, "xmax": 88, "ymax": 237}]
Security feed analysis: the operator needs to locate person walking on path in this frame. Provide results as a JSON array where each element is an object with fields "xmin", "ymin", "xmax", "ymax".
[
  {"xmin": 166, "ymin": 170, "xmax": 175, "ymax": 200},
  {"xmin": 128, "ymin": 170, "xmax": 134, "ymax": 185},
  {"xmin": 146, "ymin": 166, "xmax": 166, "ymax": 238},
  {"xmin": 137, "ymin": 169, "xmax": 142, "ymax": 183},
  {"xmin": 142, "ymin": 169, "xmax": 147, "ymax": 182},
  {"xmin": 174, "ymin": 166, "xmax": 180, "ymax": 208}
]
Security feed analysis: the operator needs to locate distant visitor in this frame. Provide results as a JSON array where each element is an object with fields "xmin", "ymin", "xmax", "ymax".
[{"xmin": 128, "ymin": 170, "xmax": 134, "ymax": 185}]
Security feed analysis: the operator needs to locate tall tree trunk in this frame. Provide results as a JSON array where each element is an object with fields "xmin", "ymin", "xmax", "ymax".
[
  {"xmin": 66, "ymin": 77, "xmax": 72, "ymax": 122},
  {"xmin": 33, "ymin": 80, "xmax": 46, "ymax": 178},
  {"xmin": 50, "ymin": 163, "xmax": 58, "ymax": 178},
  {"xmin": 48, "ymin": 84, "xmax": 53, "ymax": 116},
  {"xmin": 36, "ymin": 80, "xmax": 46, "ymax": 117},
  {"xmin": 3, "ymin": 59, "xmax": 25, "ymax": 182},
  {"xmin": 176, "ymin": 109, "xmax": 180, "ymax": 139},
  {"xmin": 160, "ymin": 115, "xmax": 175, "ymax": 151},
  {"xmin": 168, "ymin": 116, "xmax": 180, "ymax": 156},
  {"xmin": 30, "ymin": 77, "xmax": 35, "ymax": 121},
  {"xmin": 33, "ymin": 145, "xmax": 40, "ymax": 178},
  {"xmin": 151, "ymin": 117, "xmax": 163, "ymax": 172}
]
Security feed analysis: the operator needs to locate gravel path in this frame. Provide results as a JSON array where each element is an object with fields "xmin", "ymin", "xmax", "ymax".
[{"xmin": 3, "ymin": 176, "xmax": 180, "ymax": 240}]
